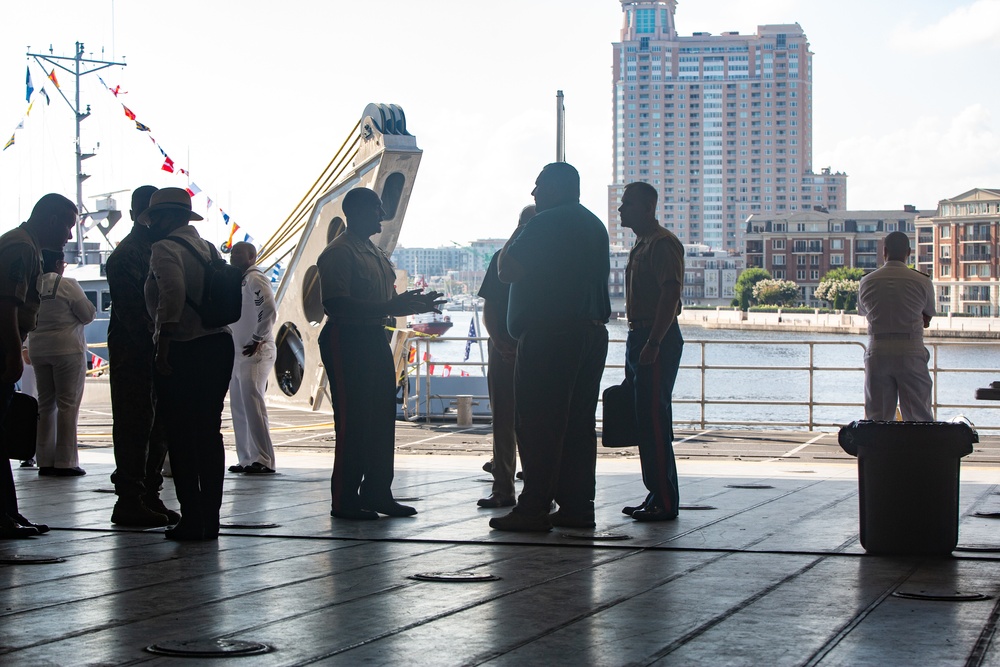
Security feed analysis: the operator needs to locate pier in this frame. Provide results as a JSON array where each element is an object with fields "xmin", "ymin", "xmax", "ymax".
[{"xmin": 1, "ymin": 379, "xmax": 999, "ymax": 664}]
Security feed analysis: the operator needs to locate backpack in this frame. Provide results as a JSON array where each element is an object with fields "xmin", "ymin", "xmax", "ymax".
[{"xmin": 164, "ymin": 235, "xmax": 243, "ymax": 328}]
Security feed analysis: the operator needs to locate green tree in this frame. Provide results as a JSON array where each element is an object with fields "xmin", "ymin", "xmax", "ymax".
[
  {"xmin": 752, "ymin": 278, "xmax": 801, "ymax": 306},
  {"xmin": 817, "ymin": 267, "xmax": 864, "ymax": 310},
  {"xmin": 733, "ymin": 268, "xmax": 771, "ymax": 311}
]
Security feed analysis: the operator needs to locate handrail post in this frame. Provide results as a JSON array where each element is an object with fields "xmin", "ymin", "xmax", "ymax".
[
  {"xmin": 932, "ymin": 343, "xmax": 939, "ymax": 420},
  {"xmin": 700, "ymin": 342, "xmax": 706, "ymax": 429},
  {"xmin": 808, "ymin": 343, "xmax": 815, "ymax": 430}
]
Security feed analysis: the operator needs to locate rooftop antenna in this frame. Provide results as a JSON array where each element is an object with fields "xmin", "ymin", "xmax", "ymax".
[
  {"xmin": 556, "ymin": 90, "xmax": 566, "ymax": 162},
  {"xmin": 27, "ymin": 41, "xmax": 126, "ymax": 264}
]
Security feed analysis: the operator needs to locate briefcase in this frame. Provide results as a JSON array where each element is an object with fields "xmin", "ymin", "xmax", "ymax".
[
  {"xmin": 2, "ymin": 392, "xmax": 38, "ymax": 461},
  {"xmin": 602, "ymin": 380, "xmax": 639, "ymax": 448}
]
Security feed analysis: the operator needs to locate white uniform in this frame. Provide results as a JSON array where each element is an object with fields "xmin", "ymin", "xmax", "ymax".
[
  {"xmin": 857, "ymin": 260, "xmax": 936, "ymax": 421},
  {"xmin": 228, "ymin": 266, "xmax": 278, "ymax": 468}
]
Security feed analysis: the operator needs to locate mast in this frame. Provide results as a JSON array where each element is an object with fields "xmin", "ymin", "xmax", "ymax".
[
  {"xmin": 27, "ymin": 42, "xmax": 126, "ymax": 264},
  {"xmin": 555, "ymin": 90, "xmax": 566, "ymax": 162}
]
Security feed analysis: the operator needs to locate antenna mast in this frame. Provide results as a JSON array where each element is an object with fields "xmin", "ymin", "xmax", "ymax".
[
  {"xmin": 27, "ymin": 42, "xmax": 126, "ymax": 264},
  {"xmin": 555, "ymin": 90, "xmax": 566, "ymax": 162}
]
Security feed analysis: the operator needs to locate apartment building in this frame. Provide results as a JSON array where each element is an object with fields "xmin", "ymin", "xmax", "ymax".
[
  {"xmin": 915, "ymin": 188, "xmax": 1000, "ymax": 316},
  {"xmin": 609, "ymin": 0, "xmax": 846, "ymax": 254},
  {"xmin": 744, "ymin": 207, "xmax": 920, "ymax": 306}
]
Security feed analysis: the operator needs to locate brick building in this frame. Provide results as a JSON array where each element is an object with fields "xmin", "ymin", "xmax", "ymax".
[
  {"xmin": 915, "ymin": 188, "xmax": 1000, "ymax": 316},
  {"xmin": 744, "ymin": 207, "xmax": 921, "ymax": 306}
]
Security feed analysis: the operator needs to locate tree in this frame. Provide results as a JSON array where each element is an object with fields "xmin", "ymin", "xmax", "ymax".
[
  {"xmin": 733, "ymin": 268, "xmax": 771, "ymax": 311},
  {"xmin": 752, "ymin": 278, "xmax": 801, "ymax": 307},
  {"xmin": 816, "ymin": 267, "xmax": 864, "ymax": 310}
]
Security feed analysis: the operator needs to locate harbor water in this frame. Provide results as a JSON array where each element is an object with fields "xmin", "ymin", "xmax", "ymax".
[{"xmin": 418, "ymin": 311, "xmax": 1000, "ymax": 431}]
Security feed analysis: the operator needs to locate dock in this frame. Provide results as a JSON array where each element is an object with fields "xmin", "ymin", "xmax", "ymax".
[{"xmin": 2, "ymin": 378, "xmax": 1000, "ymax": 665}]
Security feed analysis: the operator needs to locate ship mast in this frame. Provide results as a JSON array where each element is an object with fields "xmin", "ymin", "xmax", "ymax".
[
  {"xmin": 27, "ymin": 42, "xmax": 126, "ymax": 264},
  {"xmin": 555, "ymin": 90, "xmax": 566, "ymax": 162}
]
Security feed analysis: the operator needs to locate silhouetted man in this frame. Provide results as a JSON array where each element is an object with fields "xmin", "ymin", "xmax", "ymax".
[
  {"xmin": 107, "ymin": 185, "xmax": 180, "ymax": 527},
  {"xmin": 318, "ymin": 187, "xmax": 443, "ymax": 520},
  {"xmin": 858, "ymin": 230, "xmax": 935, "ymax": 421},
  {"xmin": 491, "ymin": 163, "xmax": 611, "ymax": 532},
  {"xmin": 0, "ymin": 193, "xmax": 77, "ymax": 538},
  {"xmin": 227, "ymin": 242, "xmax": 278, "ymax": 475},
  {"xmin": 476, "ymin": 205, "xmax": 534, "ymax": 509},
  {"xmin": 618, "ymin": 181, "xmax": 684, "ymax": 521}
]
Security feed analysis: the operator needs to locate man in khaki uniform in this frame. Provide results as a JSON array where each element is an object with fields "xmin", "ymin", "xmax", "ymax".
[
  {"xmin": 318, "ymin": 187, "xmax": 443, "ymax": 520},
  {"xmin": 618, "ymin": 182, "xmax": 685, "ymax": 521},
  {"xmin": 0, "ymin": 193, "xmax": 77, "ymax": 538},
  {"xmin": 858, "ymin": 231, "xmax": 936, "ymax": 421}
]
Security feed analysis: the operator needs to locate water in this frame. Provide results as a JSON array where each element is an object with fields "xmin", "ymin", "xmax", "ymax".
[{"xmin": 418, "ymin": 311, "xmax": 1000, "ymax": 431}]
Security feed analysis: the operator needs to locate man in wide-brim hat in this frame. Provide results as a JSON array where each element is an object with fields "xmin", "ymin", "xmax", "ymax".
[{"xmin": 143, "ymin": 187, "xmax": 234, "ymax": 541}]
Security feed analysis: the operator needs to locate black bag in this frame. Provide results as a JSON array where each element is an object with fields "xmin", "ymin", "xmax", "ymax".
[
  {"xmin": 165, "ymin": 236, "xmax": 243, "ymax": 328},
  {"xmin": 602, "ymin": 380, "xmax": 639, "ymax": 448},
  {"xmin": 2, "ymin": 392, "xmax": 38, "ymax": 461}
]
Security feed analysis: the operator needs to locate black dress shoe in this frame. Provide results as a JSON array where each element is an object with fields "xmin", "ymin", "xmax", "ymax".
[
  {"xmin": 164, "ymin": 521, "xmax": 207, "ymax": 541},
  {"xmin": 228, "ymin": 464, "xmax": 245, "ymax": 473},
  {"xmin": 478, "ymin": 494, "xmax": 516, "ymax": 508},
  {"xmin": 243, "ymin": 462, "xmax": 276, "ymax": 475},
  {"xmin": 481, "ymin": 459, "xmax": 494, "ymax": 473},
  {"xmin": 622, "ymin": 503, "xmax": 647, "ymax": 516},
  {"xmin": 330, "ymin": 507, "xmax": 379, "ymax": 521},
  {"xmin": 0, "ymin": 524, "xmax": 39, "ymax": 539},
  {"xmin": 632, "ymin": 507, "xmax": 678, "ymax": 522},
  {"xmin": 19, "ymin": 458, "xmax": 36, "ymax": 468},
  {"xmin": 365, "ymin": 501, "xmax": 417, "ymax": 517},
  {"xmin": 14, "ymin": 513, "xmax": 49, "ymax": 534},
  {"xmin": 489, "ymin": 511, "xmax": 551, "ymax": 532},
  {"xmin": 38, "ymin": 466, "xmax": 86, "ymax": 477}
]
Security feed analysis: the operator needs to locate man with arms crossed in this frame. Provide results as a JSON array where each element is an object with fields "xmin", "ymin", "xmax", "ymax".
[
  {"xmin": 857, "ymin": 230, "xmax": 936, "ymax": 421},
  {"xmin": 618, "ymin": 182, "xmax": 684, "ymax": 521}
]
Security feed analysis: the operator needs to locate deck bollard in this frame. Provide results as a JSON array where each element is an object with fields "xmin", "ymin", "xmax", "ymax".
[{"xmin": 456, "ymin": 395, "xmax": 474, "ymax": 426}]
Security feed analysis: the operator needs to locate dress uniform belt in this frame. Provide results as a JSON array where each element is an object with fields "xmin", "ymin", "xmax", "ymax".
[
  {"xmin": 628, "ymin": 320, "xmax": 655, "ymax": 330},
  {"xmin": 872, "ymin": 332, "xmax": 913, "ymax": 340}
]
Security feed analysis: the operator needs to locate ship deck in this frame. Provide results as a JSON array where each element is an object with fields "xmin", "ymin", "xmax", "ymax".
[{"xmin": 2, "ymin": 378, "xmax": 1000, "ymax": 666}]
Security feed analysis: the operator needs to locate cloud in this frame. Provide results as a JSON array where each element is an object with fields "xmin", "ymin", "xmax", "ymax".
[
  {"xmin": 890, "ymin": 0, "xmax": 1000, "ymax": 53},
  {"xmin": 817, "ymin": 104, "xmax": 1000, "ymax": 211}
]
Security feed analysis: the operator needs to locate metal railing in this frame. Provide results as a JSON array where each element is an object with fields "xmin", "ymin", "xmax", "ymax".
[{"xmin": 404, "ymin": 336, "xmax": 1000, "ymax": 430}]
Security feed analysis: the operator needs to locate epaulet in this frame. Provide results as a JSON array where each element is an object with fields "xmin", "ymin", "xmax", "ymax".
[{"xmin": 911, "ymin": 267, "xmax": 930, "ymax": 277}]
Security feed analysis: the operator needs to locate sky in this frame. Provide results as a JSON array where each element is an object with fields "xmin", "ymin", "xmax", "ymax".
[{"xmin": 0, "ymin": 0, "xmax": 997, "ymax": 256}]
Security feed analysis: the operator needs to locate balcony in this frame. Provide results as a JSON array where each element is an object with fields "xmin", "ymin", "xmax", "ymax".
[
  {"xmin": 918, "ymin": 255, "xmax": 934, "ymax": 263},
  {"xmin": 961, "ymin": 233, "xmax": 992, "ymax": 242},
  {"xmin": 855, "ymin": 258, "xmax": 878, "ymax": 269},
  {"xmin": 961, "ymin": 252, "xmax": 992, "ymax": 262},
  {"xmin": 855, "ymin": 243, "xmax": 879, "ymax": 254}
]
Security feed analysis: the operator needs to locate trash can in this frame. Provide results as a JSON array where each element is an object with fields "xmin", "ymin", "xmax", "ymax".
[{"xmin": 838, "ymin": 420, "xmax": 977, "ymax": 556}]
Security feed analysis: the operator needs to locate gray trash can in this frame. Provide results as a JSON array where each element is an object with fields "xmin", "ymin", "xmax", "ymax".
[{"xmin": 838, "ymin": 420, "xmax": 977, "ymax": 555}]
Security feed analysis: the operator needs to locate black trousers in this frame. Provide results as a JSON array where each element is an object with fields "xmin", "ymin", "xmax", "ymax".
[
  {"xmin": 0, "ymin": 382, "xmax": 18, "ymax": 520},
  {"xmin": 108, "ymin": 334, "xmax": 169, "ymax": 499},
  {"xmin": 154, "ymin": 333, "xmax": 234, "ymax": 532},
  {"xmin": 626, "ymin": 324, "xmax": 683, "ymax": 516},
  {"xmin": 513, "ymin": 322, "xmax": 609, "ymax": 517},
  {"xmin": 487, "ymin": 341, "xmax": 517, "ymax": 498},
  {"xmin": 320, "ymin": 322, "xmax": 396, "ymax": 512}
]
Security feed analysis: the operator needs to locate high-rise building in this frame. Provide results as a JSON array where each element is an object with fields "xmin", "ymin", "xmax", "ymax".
[{"xmin": 609, "ymin": 0, "xmax": 847, "ymax": 253}]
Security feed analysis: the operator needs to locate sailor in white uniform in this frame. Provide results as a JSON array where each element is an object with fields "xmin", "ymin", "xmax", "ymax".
[
  {"xmin": 857, "ymin": 231, "xmax": 936, "ymax": 421},
  {"xmin": 227, "ymin": 242, "xmax": 278, "ymax": 474}
]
